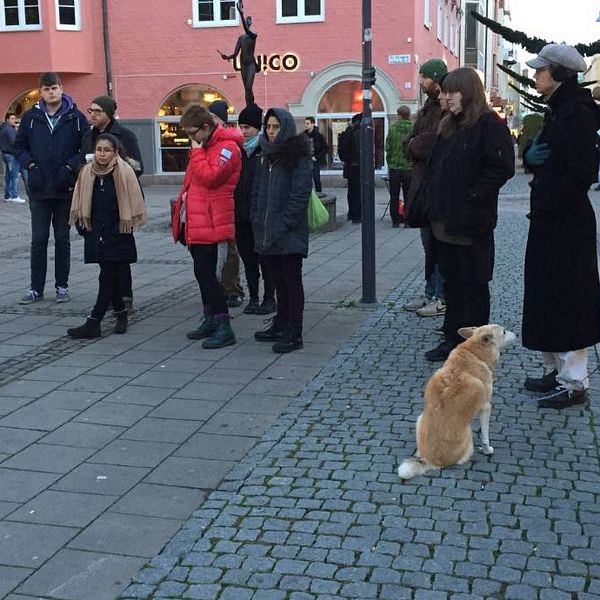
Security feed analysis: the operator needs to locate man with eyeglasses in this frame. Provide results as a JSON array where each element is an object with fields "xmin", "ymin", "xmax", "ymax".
[
  {"xmin": 13, "ymin": 72, "xmax": 88, "ymax": 305},
  {"xmin": 81, "ymin": 95, "xmax": 144, "ymax": 313}
]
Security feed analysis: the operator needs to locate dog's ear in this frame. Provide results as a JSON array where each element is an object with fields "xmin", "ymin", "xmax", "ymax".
[
  {"xmin": 481, "ymin": 333, "xmax": 493, "ymax": 345},
  {"xmin": 458, "ymin": 327, "xmax": 476, "ymax": 339}
]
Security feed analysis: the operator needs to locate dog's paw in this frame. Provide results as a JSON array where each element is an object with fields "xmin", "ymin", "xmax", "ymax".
[{"xmin": 480, "ymin": 445, "xmax": 494, "ymax": 456}]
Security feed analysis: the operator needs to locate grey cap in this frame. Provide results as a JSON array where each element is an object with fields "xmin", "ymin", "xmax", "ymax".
[{"xmin": 526, "ymin": 43, "xmax": 587, "ymax": 72}]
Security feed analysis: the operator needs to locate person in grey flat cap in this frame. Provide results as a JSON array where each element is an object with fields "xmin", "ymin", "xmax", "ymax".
[{"xmin": 521, "ymin": 43, "xmax": 600, "ymax": 409}]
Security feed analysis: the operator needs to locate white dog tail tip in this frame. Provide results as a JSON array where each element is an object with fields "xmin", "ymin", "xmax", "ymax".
[{"xmin": 397, "ymin": 457, "xmax": 432, "ymax": 480}]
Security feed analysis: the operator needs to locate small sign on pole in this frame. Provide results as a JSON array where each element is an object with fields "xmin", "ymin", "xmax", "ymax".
[{"xmin": 388, "ymin": 54, "xmax": 411, "ymax": 64}]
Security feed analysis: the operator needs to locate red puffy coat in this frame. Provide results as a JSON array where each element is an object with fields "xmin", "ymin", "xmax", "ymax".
[{"xmin": 172, "ymin": 126, "xmax": 243, "ymax": 245}]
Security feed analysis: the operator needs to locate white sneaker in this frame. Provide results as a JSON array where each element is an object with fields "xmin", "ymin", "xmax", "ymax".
[
  {"xmin": 416, "ymin": 298, "xmax": 446, "ymax": 317},
  {"xmin": 10, "ymin": 197, "xmax": 26, "ymax": 204},
  {"xmin": 403, "ymin": 295, "xmax": 432, "ymax": 311}
]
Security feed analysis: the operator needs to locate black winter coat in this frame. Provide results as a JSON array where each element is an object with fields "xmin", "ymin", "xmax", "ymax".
[
  {"xmin": 304, "ymin": 128, "xmax": 329, "ymax": 165},
  {"xmin": 427, "ymin": 111, "xmax": 515, "ymax": 236},
  {"xmin": 251, "ymin": 128, "xmax": 312, "ymax": 257},
  {"xmin": 82, "ymin": 175, "xmax": 137, "ymax": 264},
  {"xmin": 522, "ymin": 79, "xmax": 600, "ymax": 352},
  {"xmin": 235, "ymin": 144, "xmax": 260, "ymax": 223},
  {"xmin": 82, "ymin": 120, "xmax": 144, "ymax": 176},
  {"xmin": 13, "ymin": 101, "xmax": 87, "ymax": 201}
]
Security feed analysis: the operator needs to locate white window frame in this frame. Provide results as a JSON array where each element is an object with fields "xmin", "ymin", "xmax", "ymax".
[
  {"xmin": 0, "ymin": 0, "xmax": 42, "ymax": 31},
  {"xmin": 423, "ymin": 0, "xmax": 431, "ymax": 28},
  {"xmin": 192, "ymin": 0, "xmax": 239, "ymax": 28},
  {"xmin": 55, "ymin": 0, "xmax": 81, "ymax": 31},
  {"xmin": 436, "ymin": 0, "xmax": 442, "ymax": 40},
  {"xmin": 443, "ymin": 9, "xmax": 449, "ymax": 47},
  {"xmin": 276, "ymin": 0, "xmax": 325, "ymax": 24}
]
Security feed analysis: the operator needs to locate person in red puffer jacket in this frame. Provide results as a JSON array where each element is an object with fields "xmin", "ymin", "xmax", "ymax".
[{"xmin": 171, "ymin": 105, "xmax": 243, "ymax": 349}]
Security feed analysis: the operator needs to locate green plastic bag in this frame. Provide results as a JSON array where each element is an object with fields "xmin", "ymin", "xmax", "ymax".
[{"xmin": 307, "ymin": 190, "xmax": 329, "ymax": 233}]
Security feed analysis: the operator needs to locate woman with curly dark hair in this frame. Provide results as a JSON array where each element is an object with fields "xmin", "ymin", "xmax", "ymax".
[{"xmin": 251, "ymin": 108, "xmax": 312, "ymax": 353}]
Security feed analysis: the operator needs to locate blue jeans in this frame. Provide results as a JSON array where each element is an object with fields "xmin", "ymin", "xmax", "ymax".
[
  {"xmin": 420, "ymin": 226, "xmax": 445, "ymax": 300},
  {"xmin": 29, "ymin": 198, "xmax": 71, "ymax": 294},
  {"xmin": 2, "ymin": 154, "xmax": 19, "ymax": 199}
]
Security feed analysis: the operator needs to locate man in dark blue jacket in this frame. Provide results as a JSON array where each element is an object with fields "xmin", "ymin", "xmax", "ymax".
[{"xmin": 13, "ymin": 72, "xmax": 87, "ymax": 304}]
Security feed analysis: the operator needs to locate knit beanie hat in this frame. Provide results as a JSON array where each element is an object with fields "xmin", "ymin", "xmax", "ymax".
[
  {"xmin": 92, "ymin": 95, "xmax": 117, "ymax": 118},
  {"xmin": 208, "ymin": 100, "xmax": 229, "ymax": 125},
  {"xmin": 418, "ymin": 59, "xmax": 448, "ymax": 83},
  {"xmin": 238, "ymin": 103, "xmax": 263, "ymax": 129}
]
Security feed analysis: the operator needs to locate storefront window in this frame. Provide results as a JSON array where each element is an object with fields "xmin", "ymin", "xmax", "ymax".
[
  {"xmin": 316, "ymin": 80, "xmax": 386, "ymax": 171},
  {"xmin": 157, "ymin": 85, "xmax": 234, "ymax": 173},
  {"xmin": 8, "ymin": 88, "xmax": 40, "ymax": 118}
]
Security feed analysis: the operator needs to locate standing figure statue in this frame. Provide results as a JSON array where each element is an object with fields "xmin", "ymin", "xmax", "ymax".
[{"xmin": 219, "ymin": 1, "xmax": 257, "ymax": 106}]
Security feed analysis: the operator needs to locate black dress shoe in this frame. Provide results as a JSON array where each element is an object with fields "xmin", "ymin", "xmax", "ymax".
[
  {"xmin": 243, "ymin": 298, "xmax": 260, "ymax": 314},
  {"xmin": 226, "ymin": 294, "xmax": 243, "ymax": 308},
  {"xmin": 538, "ymin": 386, "xmax": 587, "ymax": 409},
  {"xmin": 424, "ymin": 340, "xmax": 457, "ymax": 362},
  {"xmin": 524, "ymin": 369, "xmax": 558, "ymax": 392},
  {"xmin": 254, "ymin": 297, "xmax": 277, "ymax": 315}
]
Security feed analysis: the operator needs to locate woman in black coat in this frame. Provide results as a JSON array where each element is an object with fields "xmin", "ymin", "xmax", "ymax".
[
  {"xmin": 67, "ymin": 133, "xmax": 146, "ymax": 339},
  {"xmin": 424, "ymin": 67, "xmax": 515, "ymax": 362},
  {"xmin": 251, "ymin": 107, "xmax": 312, "ymax": 353},
  {"xmin": 521, "ymin": 44, "xmax": 600, "ymax": 409}
]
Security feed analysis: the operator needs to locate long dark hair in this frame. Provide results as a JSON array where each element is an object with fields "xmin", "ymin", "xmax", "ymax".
[{"xmin": 438, "ymin": 67, "xmax": 491, "ymax": 137}]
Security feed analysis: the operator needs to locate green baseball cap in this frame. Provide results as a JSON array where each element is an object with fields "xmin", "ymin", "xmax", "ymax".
[{"xmin": 419, "ymin": 59, "xmax": 448, "ymax": 83}]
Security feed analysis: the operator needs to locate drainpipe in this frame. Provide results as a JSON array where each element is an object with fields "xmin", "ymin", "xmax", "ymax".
[{"xmin": 101, "ymin": 0, "xmax": 113, "ymax": 95}]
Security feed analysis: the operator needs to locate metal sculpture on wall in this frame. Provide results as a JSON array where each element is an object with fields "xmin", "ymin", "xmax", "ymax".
[{"xmin": 219, "ymin": 1, "xmax": 257, "ymax": 105}]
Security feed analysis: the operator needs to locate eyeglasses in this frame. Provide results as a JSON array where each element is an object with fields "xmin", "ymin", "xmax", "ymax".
[
  {"xmin": 87, "ymin": 108, "xmax": 105, "ymax": 115},
  {"xmin": 185, "ymin": 128, "xmax": 200, "ymax": 137}
]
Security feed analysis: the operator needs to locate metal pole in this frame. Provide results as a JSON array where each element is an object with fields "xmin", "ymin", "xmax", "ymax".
[
  {"xmin": 360, "ymin": 0, "xmax": 377, "ymax": 304},
  {"xmin": 101, "ymin": 0, "xmax": 113, "ymax": 96}
]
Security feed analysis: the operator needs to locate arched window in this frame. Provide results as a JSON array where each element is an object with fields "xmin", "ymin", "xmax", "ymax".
[
  {"xmin": 157, "ymin": 84, "xmax": 234, "ymax": 173},
  {"xmin": 315, "ymin": 80, "xmax": 387, "ymax": 171},
  {"xmin": 7, "ymin": 89, "xmax": 41, "ymax": 118}
]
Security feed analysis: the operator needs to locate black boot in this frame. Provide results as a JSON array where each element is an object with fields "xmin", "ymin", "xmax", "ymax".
[
  {"xmin": 68, "ymin": 317, "xmax": 101, "ymax": 339},
  {"xmin": 424, "ymin": 339, "xmax": 457, "ymax": 362},
  {"xmin": 187, "ymin": 315, "xmax": 217, "ymax": 340},
  {"xmin": 115, "ymin": 310, "xmax": 128, "ymax": 334},
  {"xmin": 524, "ymin": 369, "xmax": 558, "ymax": 392},
  {"xmin": 254, "ymin": 317, "xmax": 285, "ymax": 342},
  {"xmin": 273, "ymin": 325, "xmax": 303, "ymax": 353},
  {"xmin": 255, "ymin": 297, "xmax": 277, "ymax": 315},
  {"xmin": 243, "ymin": 297, "xmax": 261, "ymax": 315},
  {"xmin": 202, "ymin": 317, "xmax": 236, "ymax": 349}
]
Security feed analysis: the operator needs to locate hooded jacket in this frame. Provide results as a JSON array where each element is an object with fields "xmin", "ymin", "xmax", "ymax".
[
  {"xmin": 13, "ymin": 94, "xmax": 88, "ymax": 201},
  {"xmin": 385, "ymin": 118, "xmax": 413, "ymax": 170},
  {"xmin": 251, "ymin": 108, "xmax": 312, "ymax": 257},
  {"xmin": 171, "ymin": 125, "xmax": 243, "ymax": 246}
]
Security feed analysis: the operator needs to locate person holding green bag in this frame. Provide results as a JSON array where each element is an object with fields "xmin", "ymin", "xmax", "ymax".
[{"xmin": 251, "ymin": 107, "xmax": 312, "ymax": 353}]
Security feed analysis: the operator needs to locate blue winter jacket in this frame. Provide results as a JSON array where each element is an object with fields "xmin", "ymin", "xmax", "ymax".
[{"xmin": 13, "ymin": 95, "xmax": 88, "ymax": 201}]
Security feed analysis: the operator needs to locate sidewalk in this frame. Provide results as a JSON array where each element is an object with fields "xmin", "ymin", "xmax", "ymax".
[{"xmin": 0, "ymin": 185, "xmax": 426, "ymax": 599}]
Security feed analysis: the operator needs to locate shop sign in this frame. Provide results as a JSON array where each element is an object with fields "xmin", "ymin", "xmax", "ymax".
[
  {"xmin": 233, "ymin": 53, "xmax": 300, "ymax": 73},
  {"xmin": 388, "ymin": 54, "xmax": 411, "ymax": 64}
]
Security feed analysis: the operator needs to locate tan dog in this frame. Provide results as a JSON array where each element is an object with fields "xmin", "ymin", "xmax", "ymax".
[{"xmin": 398, "ymin": 324, "xmax": 516, "ymax": 480}]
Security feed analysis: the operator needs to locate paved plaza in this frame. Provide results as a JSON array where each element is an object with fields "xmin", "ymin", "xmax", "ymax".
[{"xmin": 1, "ymin": 176, "xmax": 600, "ymax": 600}]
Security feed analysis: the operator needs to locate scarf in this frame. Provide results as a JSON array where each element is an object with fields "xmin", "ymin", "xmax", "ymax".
[
  {"xmin": 243, "ymin": 134, "xmax": 260, "ymax": 156},
  {"xmin": 69, "ymin": 155, "xmax": 147, "ymax": 233}
]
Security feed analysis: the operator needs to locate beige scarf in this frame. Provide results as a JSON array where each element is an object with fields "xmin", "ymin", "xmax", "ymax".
[{"xmin": 69, "ymin": 156, "xmax": 147, "ymax": 233}]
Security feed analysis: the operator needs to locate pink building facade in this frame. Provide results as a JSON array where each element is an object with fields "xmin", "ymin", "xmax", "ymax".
[{"xmin": 0, "ymin": 0, "xmax": 462, "ymax": 175}]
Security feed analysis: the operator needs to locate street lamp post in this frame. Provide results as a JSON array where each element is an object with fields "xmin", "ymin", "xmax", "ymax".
[{"xmin": 360, "ymin": 0, "xmax": 377, "ymax": 304}]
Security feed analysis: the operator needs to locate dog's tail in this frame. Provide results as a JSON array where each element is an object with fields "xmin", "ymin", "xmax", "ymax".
[{"xmin": 397, "ymin": 457, "xmax": 435, "ymax": 481}]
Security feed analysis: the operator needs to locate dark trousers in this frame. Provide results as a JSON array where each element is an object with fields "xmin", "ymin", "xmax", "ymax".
[
  {"xmin": 388, "ymin": 169, "xmax": 411, "ymax": 225},
  {"xmin": 91, "ymin": 261, "xmax": 126, "ymax": 320},
  {"xmin": 347, "ymin": 165, "xmax": 361, "ymax": 222},
  {"xmin": 118, "ymin": 263, "xmax": 133, "ymax": 298},
  {"xmin": 312, "ymin": 161, "xmax": 322, "ymax": 193},
  {"xmin": 189, "ymin": 243, "xmax": 228, "ymax": 315},
  {"xmin": 263, "ymin": 254, "xmax": 304, "ymax": 327},
  {"xmin": 236, "ymin": 221, "xmax": 275, "ymax": 301},
  {"xmin": 437, "ymin": 241, "xmax": 490, "ymax": 344},
  {"xmin": 220, "ymin": 240, "xmax": 244, "ymax": 298},
  {"xmin": 29, "ymin": 198, "xmax": 71, "ymax": 294}
]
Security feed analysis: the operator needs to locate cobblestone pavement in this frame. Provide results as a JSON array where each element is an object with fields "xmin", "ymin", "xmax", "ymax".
[
  {"xmin": 0, "ymin": 183, "xmax": 429, "ymax": 599},
  {"xmin": 120, "ymin": 181, "xmax": 600, "ymax": 599}
]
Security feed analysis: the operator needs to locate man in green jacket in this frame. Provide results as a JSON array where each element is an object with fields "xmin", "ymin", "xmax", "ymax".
[{"xmin": 385, "ymin": 105, "xmax": 413, "ymax": 227}]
